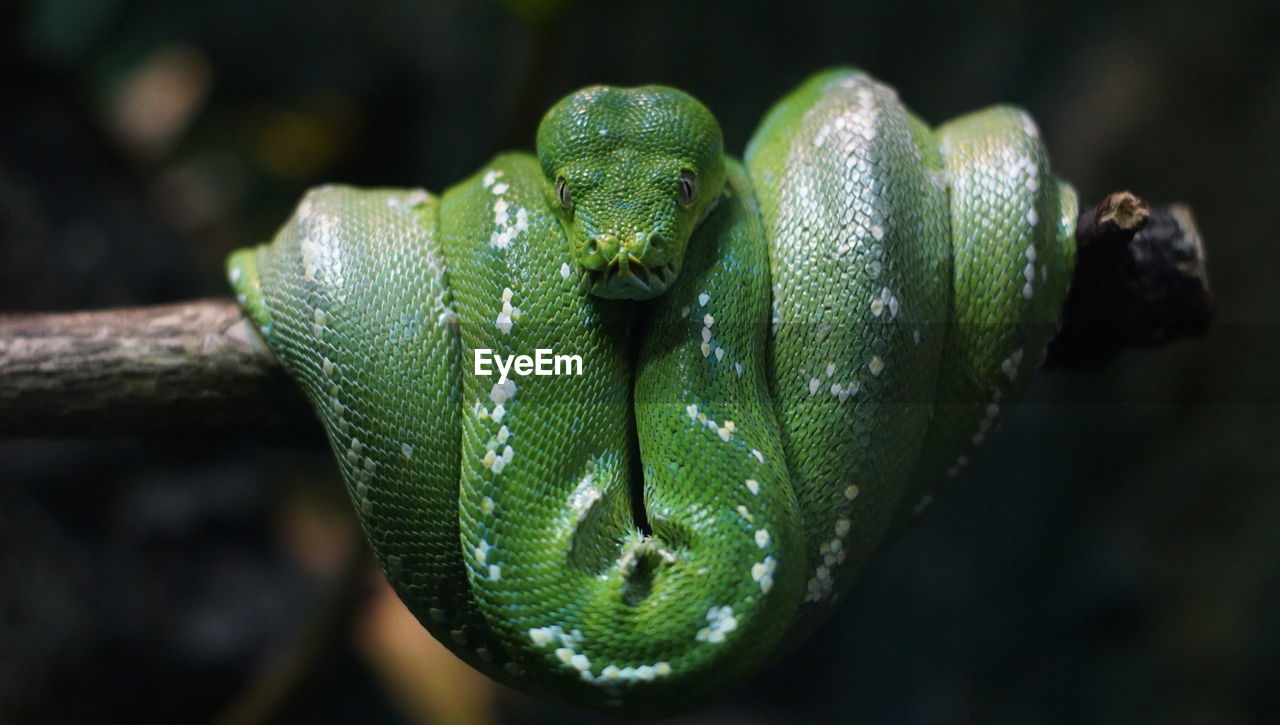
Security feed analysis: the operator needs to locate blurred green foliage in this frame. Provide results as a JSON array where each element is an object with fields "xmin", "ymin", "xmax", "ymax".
[{"xmin": 493, "ymin": 0, "xmax": 579, "ymax": 24}]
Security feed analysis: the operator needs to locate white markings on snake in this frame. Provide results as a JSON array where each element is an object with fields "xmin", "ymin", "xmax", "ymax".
[
  {"xmin": 870, "ymin": 286, "xmax": 900, "ymax": 318},
  {"xmin": 805, "ymin": 516, "xmax": 854, "ymax": 602},
  {"xmin": 489, "ymin": 379, "xmax": 517, "ymax": 405},
  {"xmin": 695, "ymin": 606, "xmax": 737, "ymax": 644},
  {"xmin": 830, "ymin": 381, "xmax": 857, "ymax": 403},
  {"xmin": 569, "ymin": 469, "xmax": 601, "ymax": 519},
  {"xmin": 1022, "ymin": 244, "xmax": 1038, "ymax": 300},
  {"xmin": 868, "ymin": 355, "xmax": 885, "ymax": 376},
  {"xmin": 485, "ymin": 170, "xmax": 528, "ymax": 249},
  {"xmin": 699, "ymin": 308, "xmax": 728, "ymax": 361},
  {"xmin": 493, "ymin": 287, "xmax": 521, "ymax": 333},
  {"xmin": 298, "ymin": 209, "xmax": 343, "ymax": 289},
  {"xmin": 528, "ymin": 624, "xmax": 674, "ymax": 685},
  {"xmin": 752, "ymin": 555, "xmax": 777, "ymax": 594},
  {"xmin": 999, "ymin": 347, "xmax": 1025, "ymax": 383},
  {"xmin": 685, "ymin": 403, "xmax": 737, "ymax": 442}
]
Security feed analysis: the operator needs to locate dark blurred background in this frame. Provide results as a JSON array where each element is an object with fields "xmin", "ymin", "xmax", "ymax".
[{"xmin": 2, "ymin": 0, "xmax": 1278, "ymax": 723}]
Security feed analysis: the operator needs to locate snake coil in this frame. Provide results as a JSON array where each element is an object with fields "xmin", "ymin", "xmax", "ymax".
[{"xmin": 229, "ymin": 68, "xmax": 1077, "ymax": 715}]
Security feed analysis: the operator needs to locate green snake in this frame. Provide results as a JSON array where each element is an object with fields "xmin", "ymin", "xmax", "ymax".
[{"xmin": 227, "ymin": 68, "xmax": 1077, "ymax": 715}]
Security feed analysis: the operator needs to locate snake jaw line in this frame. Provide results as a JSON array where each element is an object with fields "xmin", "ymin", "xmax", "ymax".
[{"xmin": 579, "ymin": 256, "xmax": 680, "ymax": 299}]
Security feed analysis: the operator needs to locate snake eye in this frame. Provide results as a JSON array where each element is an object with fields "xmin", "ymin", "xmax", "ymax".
[
  {"xmin": 555, "ymin": 176, "xmax": 573, "ymax": 210},
  {"xmin": 677, "ymin": 170, "xmax": 697, "ymax": 208}
]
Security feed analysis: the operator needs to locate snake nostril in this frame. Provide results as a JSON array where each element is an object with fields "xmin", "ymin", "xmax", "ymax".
[
  {"xmin": 650, "ymin": 236, "xmax": 665, "ymax": 251},
  {"xmin": 587, "ymin": 238, "xmax": 599, "ymax": 254}
]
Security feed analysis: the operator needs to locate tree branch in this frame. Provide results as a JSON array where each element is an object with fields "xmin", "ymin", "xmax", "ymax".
[
  {"xmin": 0, "ymin": 191, "xmax": 1212, "ymax": 438},
  {"xmin": 1044, "ymin": 192, "xmax": 1212, "ymax": 368},
  {"xmin": 0, "ymin": 299, "xmax": 315, "ymax": 439}
]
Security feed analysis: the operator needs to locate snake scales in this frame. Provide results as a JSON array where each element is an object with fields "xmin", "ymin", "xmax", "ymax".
[{"xmin": 228, "ymin": 67, "xmax": 1077, "ymax": 715}]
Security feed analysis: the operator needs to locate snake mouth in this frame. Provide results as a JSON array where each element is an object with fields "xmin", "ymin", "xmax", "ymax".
[{"xmin": 582, "ymin": 257, "xmax": 676, "ymax": 299}]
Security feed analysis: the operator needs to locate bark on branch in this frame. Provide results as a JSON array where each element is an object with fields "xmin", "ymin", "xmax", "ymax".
[
  {"xmin": 0, "ymin": 192, "xmax": 1212, "ymax": 438},
  {"xmin": 1044, "ymin": 192, "xmax": 1211, "ymax": 368},
  {"xmin": 0, "ymin": 299, "xmax": 315, "ymax": 439}
]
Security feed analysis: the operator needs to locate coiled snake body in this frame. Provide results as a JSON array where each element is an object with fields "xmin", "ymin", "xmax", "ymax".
[{"xmin": 228, "ymin": 68, "xmax": 1077, "ymax": 715}]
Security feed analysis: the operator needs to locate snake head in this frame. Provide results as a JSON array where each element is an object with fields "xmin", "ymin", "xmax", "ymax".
[{"xmin": 537, "ymin": 85, "xmax": 726, "ymax": 300}]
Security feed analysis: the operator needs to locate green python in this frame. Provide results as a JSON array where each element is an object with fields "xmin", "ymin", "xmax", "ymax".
[{"xmin": 228, "ymin": 68, "xmax": 1077, "ymax": 715}]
